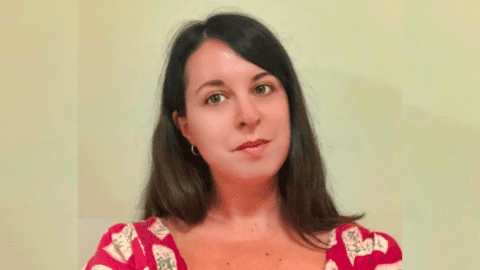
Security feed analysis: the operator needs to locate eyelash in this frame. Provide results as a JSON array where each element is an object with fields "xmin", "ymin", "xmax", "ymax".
[{"xmin": 205, "ymin": 84, "xmax": 275, "ymax": 105}]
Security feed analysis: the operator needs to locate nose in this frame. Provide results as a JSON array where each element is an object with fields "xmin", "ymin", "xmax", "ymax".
[{"xmin": 236, "ymin": 94, "xmax": 261, "ymax": 128}]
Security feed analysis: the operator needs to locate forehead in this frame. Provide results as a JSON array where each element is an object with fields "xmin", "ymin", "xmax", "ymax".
[{"xmin": 185, "ymin": 39, "xmax": 267, "ymax": 85}]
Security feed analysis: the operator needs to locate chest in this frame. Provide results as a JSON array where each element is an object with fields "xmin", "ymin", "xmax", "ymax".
[{"xmin": 174, "ymin": 236, "xmax": 327, "ymax": 270}]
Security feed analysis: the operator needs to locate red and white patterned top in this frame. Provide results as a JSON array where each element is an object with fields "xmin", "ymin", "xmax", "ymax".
[{"xmin": 82, "ymin": 217, "xmax": 402, "ymax": 270}]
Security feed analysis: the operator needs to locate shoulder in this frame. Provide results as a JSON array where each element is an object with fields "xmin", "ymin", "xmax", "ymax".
[
  {"xmin": 81, "ymin": 217, "xmax": 181, "ymax": 270},
  {"xmin": 325, "ymin": 223, "xmax": 402, "ymax": 270}
]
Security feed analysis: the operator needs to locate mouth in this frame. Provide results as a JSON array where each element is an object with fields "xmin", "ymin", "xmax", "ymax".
[{"xmin": 235, "ymin": 139, "xmax": 270, "ymax": 151}]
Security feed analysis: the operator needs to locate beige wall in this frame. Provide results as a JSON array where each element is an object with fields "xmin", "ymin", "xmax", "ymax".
[
  {"xmin": 0, "ymin": 0, "xmax": 78, "ymax": 268},
  {"xmin": 403, "ymin": 1, "xmax": 480, "ymax": 268},
  {"xmin": 0, "ymin": 0, "xmax": 478, "ymax": 269}
]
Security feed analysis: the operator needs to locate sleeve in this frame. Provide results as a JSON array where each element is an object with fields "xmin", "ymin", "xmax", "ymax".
[
  {"xmin": 81, "ymin": 223, "xmax": 136, "ymax": 270},
  {"xmin": 369, "ymin": 231, "xmax": 402, "ymax": 270},
  {"xmin": 330, "ymin": 224, "xmax": 402, "ymax": 270}
]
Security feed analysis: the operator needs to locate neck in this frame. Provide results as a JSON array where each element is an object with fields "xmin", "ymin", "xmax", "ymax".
[{"xmin": 205, "ymin": 172, "xmax": 284, "ymax": 240}]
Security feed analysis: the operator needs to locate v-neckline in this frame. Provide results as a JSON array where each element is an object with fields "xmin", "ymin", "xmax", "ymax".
[{"xmin": 158, "ymin": 217, "xmax": 334, "ymax": 270}]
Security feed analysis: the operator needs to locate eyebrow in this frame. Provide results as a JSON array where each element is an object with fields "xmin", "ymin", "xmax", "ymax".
[{"xmin": 195, "ymin": 71, "xmax": 272, "ymax": 95}]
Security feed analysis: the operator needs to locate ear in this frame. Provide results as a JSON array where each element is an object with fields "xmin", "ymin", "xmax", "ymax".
[{"xmin": 172, "ymin": 110, "xmax": 194, "ymax": 145}]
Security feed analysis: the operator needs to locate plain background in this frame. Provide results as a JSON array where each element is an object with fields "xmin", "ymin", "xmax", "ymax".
[{"xmin": 0, "ymin": 0, "xmax": 478, "ymax": 269}]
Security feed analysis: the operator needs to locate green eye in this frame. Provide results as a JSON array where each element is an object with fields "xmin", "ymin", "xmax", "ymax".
[
  {"xmin": 206, "ymin": 93, "xmax": 225, "ymax": 105},
  {"xmin": 205, "ymin": 84, "xmax": 275, "ymax": 105},
  {"xmin": 255, "ymin": 84, "xmax": 273, "ymax": 95}
]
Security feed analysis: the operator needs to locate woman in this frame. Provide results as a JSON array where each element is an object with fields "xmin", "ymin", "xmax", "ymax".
[{"xmin": 83, "ymin": 11, "xmax": 402, "ymax": 270}]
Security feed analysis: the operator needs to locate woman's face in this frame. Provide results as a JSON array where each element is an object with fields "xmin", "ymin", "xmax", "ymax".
[{"xmin": 173, "ymin": 39, "xmax": 291, "ymax": 183}]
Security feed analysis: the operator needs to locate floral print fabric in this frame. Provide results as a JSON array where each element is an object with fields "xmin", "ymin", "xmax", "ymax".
[
  {"xmin": 82, "ymin": 217, "xmax": 402, "ymax": 270},
  {"xmin": 325, "ymin": 224, "xmax": 402, "ymax": 269}
]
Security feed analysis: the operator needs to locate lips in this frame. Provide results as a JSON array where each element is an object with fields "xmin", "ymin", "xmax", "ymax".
[{"xmin": 236, "ymin": 139, "xmax": 269, "ymax": 151}]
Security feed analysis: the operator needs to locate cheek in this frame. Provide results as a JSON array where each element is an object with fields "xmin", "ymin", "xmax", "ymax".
[
  {"xmin": 274, "ymin": 97, "xmax": 291, "ymax": 130},
  {"xmin": 204, "ymin": 114, "xmax": 230, "ymax": 134},
  {"xmin": 278, "ymin": 101, "xmax": 291, "ymax": 146},
  {"xmin": 193, "ymin": 114, "xmax": 229, "ymax": 146}
]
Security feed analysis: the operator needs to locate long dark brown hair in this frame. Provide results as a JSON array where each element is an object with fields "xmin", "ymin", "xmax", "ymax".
[{"xmin": 142, "ymin": 10, "xmax": 364, "ymax": 251}]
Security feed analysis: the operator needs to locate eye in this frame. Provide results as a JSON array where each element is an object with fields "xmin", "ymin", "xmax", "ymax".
[
  {"xmin": 254, "ymin": 84, "xmax": 274, "ymax": 95},
  {"xmin": 205, "ymin": 84, "xmax": 275, "ymax": 105},
  {"xmin": 206, "ymin": 93, "xmax": 226, "ymax": 105}
]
